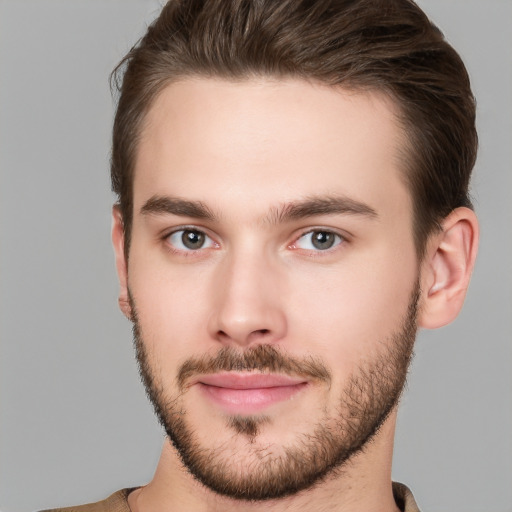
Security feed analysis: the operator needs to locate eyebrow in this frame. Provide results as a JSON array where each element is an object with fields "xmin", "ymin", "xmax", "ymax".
[
  {"xmin": 266, "ymin": 195, "xmax": 378, "ymax": 225},
  {"xmin": 140, "ymin": 194, "xmax": 378, "ymax": 224},
  {"xmin": 140, "ymin": 196, "xmax": 216, "ymax": 220}
]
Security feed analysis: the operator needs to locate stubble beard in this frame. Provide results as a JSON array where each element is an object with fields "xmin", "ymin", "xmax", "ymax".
[{"xmin": 130, "ymin": 283, "xmax": 419, "ymax": 501}]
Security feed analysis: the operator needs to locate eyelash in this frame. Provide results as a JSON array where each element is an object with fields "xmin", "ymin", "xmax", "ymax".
[
  {"xmin": 162, "ymin": 227, "xmax": 346, "ymax": 256},
  {"xmin": 162, "ymin": 226, "xmax": 219, "ymax": 256},
  {"xmin": 290, "ymin": 229, "xmax": 345, "ymax": 254}
]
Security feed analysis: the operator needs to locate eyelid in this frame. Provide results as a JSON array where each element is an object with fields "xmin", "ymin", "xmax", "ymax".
[
  {"xmin": 163, "ymin": 225, "xmax": 219, "ymax": 253},
  {"xmin": 289, "ymin": 228, "xmax": 347, "ymax": 252}
]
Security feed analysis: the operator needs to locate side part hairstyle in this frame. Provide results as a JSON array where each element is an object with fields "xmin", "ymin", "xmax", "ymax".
[{"xmin": 111, "ymin": 0, "xmax": 477, "ymax": 258}]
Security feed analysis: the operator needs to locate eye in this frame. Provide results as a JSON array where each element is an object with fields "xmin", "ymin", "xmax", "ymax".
[
  {"xmin": 293, "ymin": 230, "xmax": 343, "ymax": 251},
  {"xmin": 166, "ymin": 228, "xmax": 216, "ymax": 251}
]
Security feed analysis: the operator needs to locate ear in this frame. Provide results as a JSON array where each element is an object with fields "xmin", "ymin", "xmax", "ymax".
[
  {"xmin": 112, "ymin": 206, "xmax": 132, "ymax": 320},
  {"xmin": 418, "ymin": 207, "xmax": 479, "ymax": 329}
]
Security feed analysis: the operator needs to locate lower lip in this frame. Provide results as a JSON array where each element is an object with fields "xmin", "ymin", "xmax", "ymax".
[{"xmin": 198, "ymin": 382, "xmax": 308, "ymax": 414}]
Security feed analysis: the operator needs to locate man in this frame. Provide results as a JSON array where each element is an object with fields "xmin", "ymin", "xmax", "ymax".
[{"xmin": 44, "ymin": 0, "xmax": 478, "ymax": 510}]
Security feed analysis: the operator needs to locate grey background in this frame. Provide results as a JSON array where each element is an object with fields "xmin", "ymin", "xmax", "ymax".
[{"xmin": 0, "ymin": 1, "xmax": 510, "ymax": 511}]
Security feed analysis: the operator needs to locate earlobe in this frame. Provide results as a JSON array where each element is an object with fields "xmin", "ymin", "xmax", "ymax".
[
  {"xmin": 111, "ymin": 206, "xmax": 132, "ymax": 321},
  {"xmin": 418, "ymin": 207, "xmax": 479, "ymax": 329}
]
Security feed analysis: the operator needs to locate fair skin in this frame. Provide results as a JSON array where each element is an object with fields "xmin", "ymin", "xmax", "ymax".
[{"xmin": 112, "ymin": 78, "xmax": 478, "ymax": 512}]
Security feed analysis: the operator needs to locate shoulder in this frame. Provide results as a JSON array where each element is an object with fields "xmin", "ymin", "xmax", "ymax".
[
  {"xmin": 39, "ymin": 488, "xmax": 136, "ymax": 512},
  {"xmin": 392, "ymin": 482, "xmax": 421, "ymax": 512}
]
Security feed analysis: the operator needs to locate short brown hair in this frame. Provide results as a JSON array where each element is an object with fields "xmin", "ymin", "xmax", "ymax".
[{"xmin": 111, "ymin": 0, "xmax": 477, "ymax": 257}]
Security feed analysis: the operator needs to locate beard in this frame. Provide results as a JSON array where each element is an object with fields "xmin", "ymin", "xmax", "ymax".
[{"xmin": 130, "ymin": 282, "xmax": 419, "ymax": 501}]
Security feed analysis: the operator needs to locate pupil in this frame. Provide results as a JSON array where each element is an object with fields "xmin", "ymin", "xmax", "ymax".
[
  {"xmin": 312, "ymin": 231, "xmax": 334, "ymax": 250},
  {"xmin": 182, "ymin": 230, "xmax": 204, "ymax": 249}
]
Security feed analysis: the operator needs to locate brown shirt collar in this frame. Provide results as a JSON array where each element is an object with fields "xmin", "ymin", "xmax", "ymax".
[{"xmin": 42, "ymin": 482, "xmax": 421, "ymax": 512}]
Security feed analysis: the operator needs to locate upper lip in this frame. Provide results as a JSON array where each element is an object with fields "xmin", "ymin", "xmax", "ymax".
[{"xmin": 195, "ymin": 372, "xmax": 307, "ymax": 389}]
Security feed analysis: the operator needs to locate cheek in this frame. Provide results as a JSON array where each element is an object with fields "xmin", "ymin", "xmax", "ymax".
[
  {"xmin": 286, "ymin": 249, "xmax": 418, "ymax": 373},
  {"xmin": 128, "ymin": 254, "xmax": 214, "ymax": 366}
]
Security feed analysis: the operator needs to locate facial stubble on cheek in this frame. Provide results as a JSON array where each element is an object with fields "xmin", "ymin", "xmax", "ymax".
[{"xmin": 129, "ymin": 282, "xmax": 419, "ymax": 501}]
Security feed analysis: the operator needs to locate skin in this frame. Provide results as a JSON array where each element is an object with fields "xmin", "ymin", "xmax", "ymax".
[{"xmin": 112, "ymin": 78, "xmax": 478, "ymax": 512}]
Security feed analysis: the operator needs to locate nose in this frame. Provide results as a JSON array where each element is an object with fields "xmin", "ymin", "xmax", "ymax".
[{"xmin": 207, "ymin": 250, "xmax": 287, "ymax": 348}]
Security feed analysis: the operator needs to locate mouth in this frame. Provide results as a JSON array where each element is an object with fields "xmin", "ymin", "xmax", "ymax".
[{"xmin": 194, "ymin": 372, "xmax": 309, "ymax": 414}]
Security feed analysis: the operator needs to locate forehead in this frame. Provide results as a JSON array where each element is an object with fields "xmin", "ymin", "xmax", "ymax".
[{"xmin": 134, "ymin": 77, "xmax": 410, "ymax": 222}]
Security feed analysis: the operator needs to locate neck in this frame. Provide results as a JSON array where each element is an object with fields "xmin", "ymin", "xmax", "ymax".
[{"xmin": 128, "ymin": 410, "xmax": 400, "ymax": 512}]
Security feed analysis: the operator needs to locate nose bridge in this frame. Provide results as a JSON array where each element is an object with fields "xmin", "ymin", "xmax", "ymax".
[{"xmin": 208, "ymin": 242, "xmax": 287, "ymax": 346}]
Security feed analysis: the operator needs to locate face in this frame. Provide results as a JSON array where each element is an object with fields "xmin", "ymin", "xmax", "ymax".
[{"xmin": 120, "ymin": 78, "xmax": 420, "ymax": 500}]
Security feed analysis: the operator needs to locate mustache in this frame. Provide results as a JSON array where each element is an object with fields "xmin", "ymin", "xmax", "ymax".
[{"xmin": 177, "ymin": 344, "xmax": 331, "ymax": 391}]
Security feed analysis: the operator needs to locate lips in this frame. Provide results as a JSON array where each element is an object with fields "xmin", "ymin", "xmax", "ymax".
[{"xmin": 195, "ymin": 372, "xmax": 309, "ymax": 414}]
